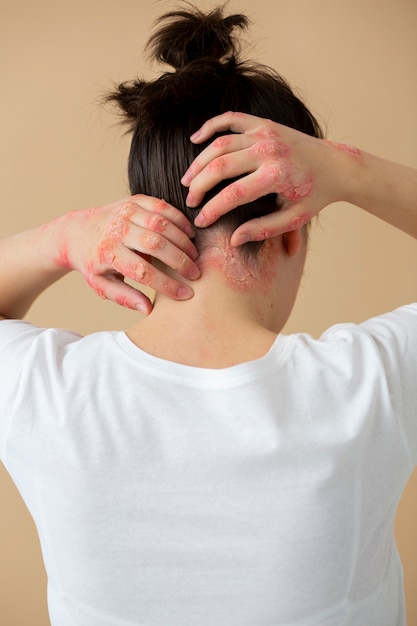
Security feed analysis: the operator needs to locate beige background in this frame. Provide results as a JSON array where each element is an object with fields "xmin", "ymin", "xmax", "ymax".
[{"xmin": 1, "ymin": 0, "xmax": 416, "ymax": 624}]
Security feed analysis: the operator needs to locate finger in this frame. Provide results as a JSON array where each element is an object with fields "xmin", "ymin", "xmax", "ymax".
[
  {"xmin": 123, "ymin": 209, "xmax": 201, "ymax": 280},
  {"xmin": 128, "ymin": 208, "xmax": 199, "ymax": 265},
  {"xmin": 185, "ymin": 148, "xmax": 258, "ymax": 208},
  {"xmin": 181, "ymin": 134, "xmax": 254, "ymax": 186},
  {"xmin": 230, "ymin": 208, "xmax": 314, "ymax": 246},
  {"xmin": 131, "ymin": 195, "xmax": 195, "ymax": 238},
  {"xmin": 190, "ymin": 111, "xmax": 263, "ymax": 144},
  {"xmin": 89, "ymin": 273, "xmax": 154, "ymax": 315},
  {"xmin": 124, "ymin": 227, "xmax": 201, "ymax": 281},
  {"xmin": 111, "ymin": 246, "xmax": 195, "ymax": 301},
  {"xmin": 193, "ymin": 168, "xmax": 280, "ymax": 228}
]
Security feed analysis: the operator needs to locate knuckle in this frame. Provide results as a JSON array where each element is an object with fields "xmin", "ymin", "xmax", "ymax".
[
  {"xmin": 108, "ymin": 215, "xmax": 130, "ymax": 240},
  {"xmin": 256, "ymin": 120, "xmax": 280, "ymax": 140},
  {"xmin": 289, "ymin": 213, "xmax": 312, "ymax": 230},
  {"xmin": 262, "ymin": 163, "xmax": 282, "ymax": 186},
  {"xmin": 116, "ymin": 201, "xmax": 135, "ymax": 219},
  {"xmin": 212, "ymin": 135, "xmax": 232, "ymax": 151},
  {"xmin": 145, "ymin": 214, "xmax": 169, "ymax": 232},
  {"xmin": 114, "ymin": 293, "xmax": 129, "ymax": 308},
  {"xmin": 154, "ymin": 198, "xmax": 169, "ymax": 212},
  {"xmin": 133, "ymin": 260, "xmax": 153, "ymax": 284},
  {"xmin": 252, "ymin": 139, "xmax": 289, "ymax": 158},
  {"xmin": 222, "ymin": 182, "xmax": 245, "ymax": 207},
  {"xmin": 175, "ymin": 250, "xmax": 189, "ymax": 270},
  {"xmin": 207, "ymin": 155, "xmax": 228, "ymax": 174},
  {"xmin": 140, "ymin": 232, "xmax": 166, "ymax": 251},
  {"xmin": 97, "ymin": 240, "xmax": 116, "ymax": 265},
  {"xmin": 255, "ymin": 229, "xmax": 273, "ymax": 241}
]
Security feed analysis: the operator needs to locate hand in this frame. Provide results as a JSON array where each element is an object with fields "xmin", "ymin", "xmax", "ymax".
[
  {"xmin": 181, "ymin": 112, "xmax": 352, "ymax": 245},
  {"xmin": 59, "ymin": 195, "xmax": 200, "ymax": 314}
]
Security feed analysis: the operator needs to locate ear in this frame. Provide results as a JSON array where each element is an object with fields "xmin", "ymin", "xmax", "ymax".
[{"xmin": 283, "ymin": 228, "xmax": 304, "ymax": 257}]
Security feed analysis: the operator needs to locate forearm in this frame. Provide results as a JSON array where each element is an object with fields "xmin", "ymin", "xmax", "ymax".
[
  {"xmin": 345, "ymin": 150, "xmax": 417, "ymax": 239},
  {"xmin": 0, "ymin": 217, "xmax": 69, "ymax": 320}
]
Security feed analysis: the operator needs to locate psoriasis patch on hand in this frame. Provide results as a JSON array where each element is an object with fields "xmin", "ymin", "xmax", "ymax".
[
  {"xmin": 97, "ymin": 205, "xmax": 135, "ymax": 265},
  {"xmin": 324, "ymin": 140, "xmax": 361, "ymax": 158}
]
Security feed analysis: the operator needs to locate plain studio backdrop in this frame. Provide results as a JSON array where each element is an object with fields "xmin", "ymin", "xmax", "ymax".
[{"xmin": 1, "ymin": 0, "xmax": 416, "ymax": 624}]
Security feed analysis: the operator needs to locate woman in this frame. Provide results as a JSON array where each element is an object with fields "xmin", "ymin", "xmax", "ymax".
[{"xmin": 1, "ymin": 6, "xmax": 416, "ymax": 626}]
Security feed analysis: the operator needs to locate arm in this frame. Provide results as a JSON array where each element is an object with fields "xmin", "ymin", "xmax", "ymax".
[
  {"xmin": 181, "ymin": 112, "xmax": 417, "ymax": 244},
  {"xmin": 0, "ymin": 195, "xmax": 200, "ymax": 321}
]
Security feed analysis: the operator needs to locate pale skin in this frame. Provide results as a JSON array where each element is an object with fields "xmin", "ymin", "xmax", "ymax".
[
  {"xmin": 182, "ymin": 112, "xmax": 417, "ymax": 243},
  {"xmin": 129, "ymin": 113, "xmax": 417, "ymax": 367},
  {"xmin": 0, "ymin": 195, "xmax": 201, "ymax": 321},
  {"xmin": 1, "ymin": 112, "xmax": 416, "ymax": 369}
]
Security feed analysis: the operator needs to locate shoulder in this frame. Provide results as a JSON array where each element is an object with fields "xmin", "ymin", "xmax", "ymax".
[
  {"xmin": 318, "ymin": 304, "xmax": 417, "ymax": 372},
  {"xmin": 289, "ymin": 304, "xmax": 417, "ymax": 465},
  {"xmin": 0, "ymin": 320, "xmax": 122, "ymax": 384},
  {"xmin": 282, "ymin": 304, "xmax": 417, "ymax": 419},
  {"xmin": 289, "ymin": 304, "xmax": 417, "ymax": 387}
]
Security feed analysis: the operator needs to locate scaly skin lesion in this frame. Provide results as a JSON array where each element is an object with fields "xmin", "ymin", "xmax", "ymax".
[{"xmin": 197, "ymin": 233, "xmax": 280, "ymax": 292}]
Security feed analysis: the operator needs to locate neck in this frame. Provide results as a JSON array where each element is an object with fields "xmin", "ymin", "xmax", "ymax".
[
  {"xmin": 127, "ymin": 280, "xmax": 279, "ymax": 368},
  {"xmin": 127, "ymin": 236, "xmax": 296, "ymax": 368}
]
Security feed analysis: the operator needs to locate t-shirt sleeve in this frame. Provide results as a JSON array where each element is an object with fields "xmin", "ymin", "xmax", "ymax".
[
  {"xmin": 0, "ymin": 320, "xmax": 81, "ymax": 461},
  {"xmin": 357, "ymin": 304, "xmax": 417, "ymax": 465}
]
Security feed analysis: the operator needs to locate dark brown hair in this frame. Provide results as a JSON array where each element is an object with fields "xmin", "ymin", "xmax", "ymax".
[{"xmin": 107, "ymin": 4, "xmax": 323, "ymax": 253}]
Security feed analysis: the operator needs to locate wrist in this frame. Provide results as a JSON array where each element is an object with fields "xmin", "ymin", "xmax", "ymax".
[
  {"xmin": 44, "ymin": 211, "xmax": 80, "ymax": 272},
  {"xmin": 321, "ymin": 140, "xmax": 364, "ymax": 206}
]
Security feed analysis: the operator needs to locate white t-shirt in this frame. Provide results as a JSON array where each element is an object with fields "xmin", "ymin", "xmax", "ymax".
[{"xmin": 1, "ymin": 305, "xmax": 416, "ymax": 626}]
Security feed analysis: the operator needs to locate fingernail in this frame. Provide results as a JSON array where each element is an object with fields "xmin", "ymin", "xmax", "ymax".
[
  {"xmin": 177, "ymin": 285, "xmax": 193, "ymax": 299},
  {"xmin": 181, "ymin": 170, "xmax": 192, "ymax": 186},
  {"xmin": 186, "ymin": 192, "xmax": 196, "ymax": 207},
  {"xmin": 186, "ymin": 265, "xmax": 200, "ymax": 280},
  {"xmin": 189, "ymin": 246, "xmax": 199, "ymax": 261},
  {"xmin": 233, "ymin": 233, "xmax": 251, "ymax": 246},
  {"xmin": 194, "ymin": 213, "xmax": 206, "ymax": 227},
  {"xmin": 190, "ymin": 130, "xmax": 201, "ymax": 142},
  {"xmin": 183, "ymin": 223, "xmax": 195, "ymax": 238},
  {"xmin": 135, "ymin": 302, "xmax": 150, "ymax": 315}
]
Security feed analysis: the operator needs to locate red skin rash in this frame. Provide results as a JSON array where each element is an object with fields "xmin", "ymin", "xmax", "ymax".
[
  {"xmin": 252, "ymin": 138, "xmax": 290, "ymax": 159},
  {"xmin": 289, "ymin": 212, "xmax": 313, "ymax": 231},
  {"xmin": 198, "ymin": 233, "xmax": 281, "ymax": 293},
  {"xmin": 85, "ymin": 262, "xmax": 106, "ymax": 300},
  {"xmin": 97, "ymin": 206, "xmax": 135, "ymax": 265},
  {"xmin": 144, "ymin": 214, "xmax": 169, "ymax": 233},
  {"xmin": 281, "ymin": 174, "xmax": 313, "ymax": 202},
  {"xmin": 139, "ymin": 232, "xmax": 166, "ymax": 251},
  {"xmin": 57, "ymin": 241, "xmax": 71, "ymax": 269},
  {"xmin": 43, "ymin": 209, "xmax": 104, "ymax": 269},
  {"xmin": 324, "ymin": 140, "xmax": 361, "ymax": 158}
]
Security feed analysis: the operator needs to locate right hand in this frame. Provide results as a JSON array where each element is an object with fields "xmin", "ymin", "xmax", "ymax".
[
  {"xmin": 181, "ymin": 112, "xmax": 356, "ymax": 245},
  {"xmin": 59, "ymin": 194, "xmax": 200, "ymax": 314}
]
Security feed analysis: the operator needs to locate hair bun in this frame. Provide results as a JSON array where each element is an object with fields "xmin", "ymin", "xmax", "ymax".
[{"xmin": 146, "ymin": 5, "xmax": 249, "ymax": 70}]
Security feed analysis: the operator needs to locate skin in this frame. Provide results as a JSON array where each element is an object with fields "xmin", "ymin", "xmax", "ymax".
[
  {"xmin": 129, "ymin": 226, "xmax": 307, "ymax": 368},
  {"xmin": 180, "ymin": 112, "xmax": 417, "ymax": 247},
  {"xmin": 0, "ymin": 195, "xmax": 200, "ymax": 320},
  {"xmin": 126, "ymin": 115, "xmax": 417, "ymax": 368},
  {"xmin": 197, "ymin": 234, "xmax": 281, "ymax": 293},
  {"xmin": 1, "ymin": 113, "xmax": 416, "ymax": 356}
]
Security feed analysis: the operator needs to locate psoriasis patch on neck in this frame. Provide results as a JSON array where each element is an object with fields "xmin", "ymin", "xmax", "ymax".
[{"xmin": 197, "ymin": 234, "xmax": 280, "ymax": 292}]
